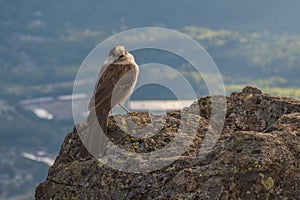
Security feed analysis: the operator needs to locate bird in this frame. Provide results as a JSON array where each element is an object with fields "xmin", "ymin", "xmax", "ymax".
[{"xmin": 79, "ymin": 45, "xmax": 139, "ymax": 159}]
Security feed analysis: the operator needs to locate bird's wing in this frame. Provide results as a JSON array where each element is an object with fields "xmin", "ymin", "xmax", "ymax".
[{"xmin": 88, "ymin": 63, "xmax": 136, "ymax": 113}]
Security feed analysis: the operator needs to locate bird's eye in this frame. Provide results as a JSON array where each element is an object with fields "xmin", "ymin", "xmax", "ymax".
[{"xmin": 119, "ymin": 55, "xmax": 125, "ymax": 59}]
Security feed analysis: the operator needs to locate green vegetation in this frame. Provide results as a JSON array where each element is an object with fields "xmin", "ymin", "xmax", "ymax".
[{"xmin": 184, "ymin": 26, "xmax": 300, "ymax": 81}]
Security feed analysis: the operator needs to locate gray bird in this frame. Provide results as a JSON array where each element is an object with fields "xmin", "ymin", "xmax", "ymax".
[{"xmin": 79, "ymin": 45, "xmax": 139, "ymax": 159}]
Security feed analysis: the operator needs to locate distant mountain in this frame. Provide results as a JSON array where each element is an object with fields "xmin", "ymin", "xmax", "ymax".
[{"xmin": 1, "ymin": 0, "xmax": 300, "ymax": 92}]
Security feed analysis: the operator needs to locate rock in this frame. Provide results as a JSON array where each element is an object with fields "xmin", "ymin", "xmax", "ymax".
[
  {"xmin": 242, "ymin": 86, "xmax": 263, "ymax": 94},
  {"xmin": 35, "ymin": 86, "xmax": 300, "ymax": 199}
]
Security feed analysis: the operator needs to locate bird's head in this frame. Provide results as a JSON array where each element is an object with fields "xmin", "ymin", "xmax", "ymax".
[
  {"xmin": 109, "ymin": 45, "xmax": 128, "ymax": 60},
  {"xmin": 107, "ymin": 45, "xmax": 136, "ymax": 65}
]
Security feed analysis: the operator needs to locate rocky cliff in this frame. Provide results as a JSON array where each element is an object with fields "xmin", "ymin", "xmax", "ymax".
[{"xmin": 35, "ymin": 86, "xmax": 300, "ymax": 199}]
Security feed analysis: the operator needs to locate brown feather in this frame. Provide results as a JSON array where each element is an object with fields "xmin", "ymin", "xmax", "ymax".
[{"xmin": 92, "ymin": 63, "xmax": 137, "ymax": 114}]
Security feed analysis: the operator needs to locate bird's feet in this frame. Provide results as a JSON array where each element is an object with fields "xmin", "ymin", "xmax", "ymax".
[{"xmin": 118, "ymin": 103, "xmax": 132, "ymax": 114}]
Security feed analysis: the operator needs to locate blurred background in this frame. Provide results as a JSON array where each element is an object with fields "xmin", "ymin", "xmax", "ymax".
[{"xmin": 1, "ymin": 0, "xmax": 300, "ymax": 199}]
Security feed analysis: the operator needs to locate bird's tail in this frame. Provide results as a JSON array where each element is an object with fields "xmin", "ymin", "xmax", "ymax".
[{"xmin": 79, "ymin": 111, "xmax": 108, "ymax": 159}]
